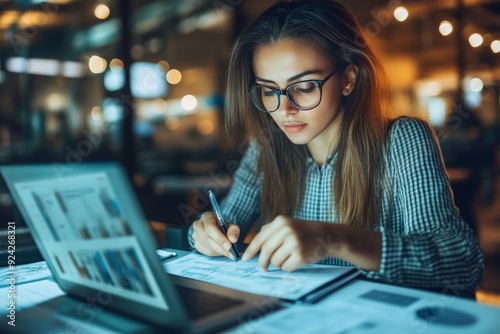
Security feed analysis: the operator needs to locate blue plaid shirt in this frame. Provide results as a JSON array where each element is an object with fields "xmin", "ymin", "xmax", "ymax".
[{"xmin": 189, "ymin": 117, "xmax": 484, "ymax": 290}]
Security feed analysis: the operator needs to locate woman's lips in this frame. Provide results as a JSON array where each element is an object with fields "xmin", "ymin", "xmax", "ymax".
[{"xmin": 283, "ymin": 123, "xmax": 306, "ymax": 133}]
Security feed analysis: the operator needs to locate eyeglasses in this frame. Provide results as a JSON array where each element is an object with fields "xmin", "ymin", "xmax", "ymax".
[{"xmin": 248, "ymin": 68, "xmax": 341, "ymax": 113}]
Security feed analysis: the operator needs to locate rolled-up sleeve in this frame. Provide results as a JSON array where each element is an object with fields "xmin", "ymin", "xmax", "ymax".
[{"xmin": 361, "ymin": 117, "xmax": 484, "ymax": 291}]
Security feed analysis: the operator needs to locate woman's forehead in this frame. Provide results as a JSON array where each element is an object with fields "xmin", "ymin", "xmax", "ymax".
[{"xmin": 253, "ymin": 38, "xmax": 333, "ymax": 78}]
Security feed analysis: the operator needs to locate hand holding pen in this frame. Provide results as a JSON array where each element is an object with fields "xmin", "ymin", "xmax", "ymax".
[
  {"xmin": 191, "ymin": 191, "xmax": 241, "ymax": 260},
  {"xmin": 208, "ymin": 190, "xmax": 241, "ymax": 261}
]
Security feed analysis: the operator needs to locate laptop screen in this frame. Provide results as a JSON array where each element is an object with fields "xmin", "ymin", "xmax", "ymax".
[{"xmin": 12, "ymin": 170, "xmax": 169, "ymax": 311}]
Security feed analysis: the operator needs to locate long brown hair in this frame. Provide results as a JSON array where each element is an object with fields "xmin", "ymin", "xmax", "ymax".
[{"xmin": 225, "ymin": 0, "xmax": 391, "ymax": 229}]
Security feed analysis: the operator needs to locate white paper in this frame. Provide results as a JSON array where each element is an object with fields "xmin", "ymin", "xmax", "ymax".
[
  {"xmin": 0, "ymin": 260, "xmax": 52, "ymax": 287},
  {"xmin": 227, "ymin": 280, "xmax": 500, "ymax": 334},
  {"xmin": 0, "ymin": 278, "xmax": 65, "ymax": 312},
  {"xmin": 225, "ymin": 304, "xmax": 377, "ymax": 334},
  {"xmin": 163, "ymin": 252, "xmax": 354, "ymax": 300}
]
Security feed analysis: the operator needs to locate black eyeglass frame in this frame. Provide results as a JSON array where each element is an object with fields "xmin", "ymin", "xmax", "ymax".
[{"xmin": 247, "ymin": 67, "xmax": 342, "ymax": 113}]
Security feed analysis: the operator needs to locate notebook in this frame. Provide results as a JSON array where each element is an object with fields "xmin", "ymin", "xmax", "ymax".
[{"xmin": 1, "ymin": 163, "xmax": 278, "ymax": 333}]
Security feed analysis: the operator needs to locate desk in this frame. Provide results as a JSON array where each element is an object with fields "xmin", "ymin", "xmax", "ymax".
[{"xmin": 2, "ymin": 251, "xmax": 500, "ymax": 334}]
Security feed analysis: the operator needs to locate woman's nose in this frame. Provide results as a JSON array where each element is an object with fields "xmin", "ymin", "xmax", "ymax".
[{"xmin": 278, "ymin": 95, "xmax": 298, "ymax": 116}]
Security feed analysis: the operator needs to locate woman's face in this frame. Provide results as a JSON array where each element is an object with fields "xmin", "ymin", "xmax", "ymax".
[{"xmin": 252, "ymin": 38, "xmax": 344, "ymax": 149}]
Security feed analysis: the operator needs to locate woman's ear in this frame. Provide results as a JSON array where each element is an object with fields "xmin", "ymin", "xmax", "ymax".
[{"xmin": 342, "ymin": 64, "xmax": 358, "ymax": 96}]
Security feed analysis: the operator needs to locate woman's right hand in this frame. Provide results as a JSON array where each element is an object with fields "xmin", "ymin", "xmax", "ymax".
[{"xmin": 192, "ymin": 211, "xmax": 240, "ymax": 259}]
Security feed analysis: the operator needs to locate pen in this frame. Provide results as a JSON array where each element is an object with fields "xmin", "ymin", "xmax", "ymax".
[{"xmin": 208, "ymin": 190, "xmax": 240, "ymax": 261}]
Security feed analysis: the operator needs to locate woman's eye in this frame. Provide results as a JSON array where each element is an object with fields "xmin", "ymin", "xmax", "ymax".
[
  {"xmin": 262, "ymin": 88, "xmax": 276, "ymax": 97},
  {"xmin": 292, "ymin": 82, "xmax": 317, "ymax": 93}
]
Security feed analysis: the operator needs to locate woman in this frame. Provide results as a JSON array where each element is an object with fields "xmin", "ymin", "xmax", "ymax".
[{"xmin": 189, "ymin": 0, "xmax": 483, "ymax": 291}]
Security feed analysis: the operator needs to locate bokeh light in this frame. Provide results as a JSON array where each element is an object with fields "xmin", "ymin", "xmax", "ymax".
[
  {"xmin": 88, "ymin": 55, "xmax": 107, "ymax": 74},
  {"xmin": 469, "ymin": 33, "xmax": 483, "ymax": 47},
  {"xmin": 197, "ymin": 119, "xmax": 215, "ymax": 135},
  {"xmin": 394, "ymin": 6, "xmax": 409, "ymax": 22},
  {"xmin": 469, "ymin": 78, "xmax": 483, "ymax": 92},
  {"xmin": 109, "ymin": 58, "xmax": 123, "ymax": 71},
  {"xmin": 166, "ymin": 69, "xmax": 182, "ymax": 84},
  {"xmin": 165, "ymin": 117, "xmax": 180, "ymax": 131},
  {"xmin": 439, "ymin": 20, "xmax": 453, "ymax": 36},
  {"xmin": 94, "ymin": 4, "xmax": 110, "ymax": 20},
  {"xmin": 181, "ymin": 95, "xmax": 197, "ymax": 110},
  {"xmin": 491, "ymin": 40, "xmax": 500, "ymax": 53}
]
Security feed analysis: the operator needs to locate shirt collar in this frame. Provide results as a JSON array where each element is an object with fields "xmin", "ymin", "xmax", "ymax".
[{"xmin": 306, "ymin": 149, "xmax": 338, "ymax": 168}]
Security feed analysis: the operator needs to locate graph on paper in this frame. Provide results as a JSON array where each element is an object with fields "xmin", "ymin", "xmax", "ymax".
[{"xmin": 164, "ymin": 253, "xmax": 355, "ymax": 300}]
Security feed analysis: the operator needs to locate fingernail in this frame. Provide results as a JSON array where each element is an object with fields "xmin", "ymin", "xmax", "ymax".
[
  {"xmin": 241, "ymin": 252, "xmax": 248, "ymax": 261},
  {"xmin": 222, "ymin": 243, "xmax": 231, "ymax": 251},
  {"xmin": 228, "ymin": 254, "xmax": 234, "ymax": 260}
]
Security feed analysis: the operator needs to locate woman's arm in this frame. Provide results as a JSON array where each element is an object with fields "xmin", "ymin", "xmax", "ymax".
[{"xmin": 359, "ymin": 117, "xmax": 484, "ymax": 291}]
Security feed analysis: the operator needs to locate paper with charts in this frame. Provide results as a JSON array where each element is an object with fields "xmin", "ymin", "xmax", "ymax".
[{"xmin": 164, "ymin": 253, "xmax": 355, "ymax": 301}]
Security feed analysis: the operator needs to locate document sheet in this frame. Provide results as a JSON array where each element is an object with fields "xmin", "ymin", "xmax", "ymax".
[
  {"xmin": 226, "ymin": 280, "xmax": 500, "ymax": 334},
  {"xmin": 164, "ymin": 252, "xmax": 355, "ymax": 301}
]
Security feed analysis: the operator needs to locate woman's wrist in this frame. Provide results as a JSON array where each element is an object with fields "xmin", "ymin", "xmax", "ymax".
[{"xmin": 321, "ymin": 223, "xmax": 382, "ymax": 271}]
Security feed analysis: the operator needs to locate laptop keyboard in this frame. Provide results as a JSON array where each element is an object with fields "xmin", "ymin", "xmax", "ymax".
[{"xmin": 176, "ymin": 285, "xmax": 245, "ymax": 320}]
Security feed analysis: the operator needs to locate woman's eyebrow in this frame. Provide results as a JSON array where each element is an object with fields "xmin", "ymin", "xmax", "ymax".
[{"xmin": 255, "ymin": 69, "xmax": 323, "ymax": 84}]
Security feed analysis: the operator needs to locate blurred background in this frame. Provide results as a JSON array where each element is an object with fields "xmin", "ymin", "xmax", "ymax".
[{"xmin": 0, "ymin": 0, "xmax": 498, "ymax": 304}]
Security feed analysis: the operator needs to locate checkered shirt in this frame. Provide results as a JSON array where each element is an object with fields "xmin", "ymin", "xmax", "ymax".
[{"xmin": 188, "ymin": 117, "xmax": 484, "ymax": 290}]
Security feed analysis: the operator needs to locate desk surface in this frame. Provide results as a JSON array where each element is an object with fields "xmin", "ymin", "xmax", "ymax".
[{"xmin": 2, "ymin": 250, "xmax": 500, "ymax": 334}]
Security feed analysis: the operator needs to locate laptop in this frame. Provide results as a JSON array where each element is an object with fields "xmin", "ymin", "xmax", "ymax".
[{"xmin": 1, "ymin": 163, "xmax": 278, "ymax": 333}]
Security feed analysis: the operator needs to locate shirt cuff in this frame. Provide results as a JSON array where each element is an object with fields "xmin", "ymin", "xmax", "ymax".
[{"xmin": 357, "ymin": 226, "xmax": 403, "ymax": 282}]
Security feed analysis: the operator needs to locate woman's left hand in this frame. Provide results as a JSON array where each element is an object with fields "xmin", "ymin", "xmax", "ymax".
[{"xmin": 241, "ymin": 215, "xmax": 338, "ymax": 271}]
